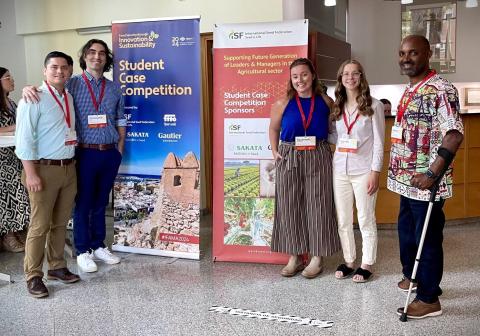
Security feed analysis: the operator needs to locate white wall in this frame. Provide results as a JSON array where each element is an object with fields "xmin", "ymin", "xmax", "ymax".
[
  {"xmin": 12, "ymin": 0, "xmax": 284, "ymax": 86},
  {"xmin": 0, "ymin": 0, "xmax": 26, "ymax": 102},
  {"xmin": 349, "ymin": 0, "xmax": 480, "ymax": 85},
  {"xmin": 15, "ymin": 0, "xmax": 283, "ymax": 34}
]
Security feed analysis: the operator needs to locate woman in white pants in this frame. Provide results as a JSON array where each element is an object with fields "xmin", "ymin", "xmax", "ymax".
[{"xmin": 329, "ymin": 60, "xmax": 385, "ymax": 282}]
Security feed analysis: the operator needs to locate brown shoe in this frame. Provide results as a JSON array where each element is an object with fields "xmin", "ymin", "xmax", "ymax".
[
  {"xmin": 47, "ymin": 268, "xmax": 80, "ymax": 284},
  {"xmin": 301, "ymin": 256, "xmax": 323, "ymax": 279},
  {"xmin": 2, "ymin": 232, "xmax": 25, "ymax": 252},
  {"xmin": 27, "ymin": 276, "xmax": 49, "ymax": 298},
  {"xmin": 398, "ymin": 276, "xmax": 417, "ymax": 292},
  {"xmin": 397, "ymin": 298, "xmax": 442, "ymax": 319},
  {"xmin": 14, "ymin": 230, "xmax": 28, "ymax": 245},
  {"xmin": 301, "ymin": 265, "xmax": 323, "ymax": 279},
  {"xmin": 280, "ymin": 262, "xmax": 305, "ymax": 277}
]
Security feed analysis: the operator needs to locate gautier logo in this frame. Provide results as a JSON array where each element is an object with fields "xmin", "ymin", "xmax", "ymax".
[{"xmin": 158, "ymin": 132, "xmax": 182, "ymax": 140}]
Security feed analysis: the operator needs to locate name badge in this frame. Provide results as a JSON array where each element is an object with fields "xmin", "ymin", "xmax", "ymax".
[
  {"xmin": 295, "ymin": 136, "xmax": 316, "ymax": 150},
  {"xmin": 88, "ymin": 114, "xmax": 107, "ymax": 128},
  {"xmin": 391, "ymin": 125, "xmax": 403, "ymax": 144},
  {"xmin": 338, "ymin": 137, "xmax": 359, "ymax": 153},
  {"xmin": 65, "ymin": 129, "xmax": 77, "ymax": 146}
]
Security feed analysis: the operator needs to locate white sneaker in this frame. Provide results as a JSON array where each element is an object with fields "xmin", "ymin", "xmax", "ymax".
[
  {"xmin": 93, "ymin": 247, "xmax": 121, "ymax": 265},
  {"xmin": 77, "ymin": 252, "xmax": 98, "ymax": 273}
]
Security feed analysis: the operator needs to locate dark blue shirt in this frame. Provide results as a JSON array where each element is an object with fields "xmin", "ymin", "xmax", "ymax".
[{"xmin": 280, "ymin": 95, "xmax": 329, "ymax": 142}]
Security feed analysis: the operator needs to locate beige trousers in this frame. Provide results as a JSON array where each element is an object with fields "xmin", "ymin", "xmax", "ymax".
[
  {"xmin": 333, "ymin": 171, "xmax": 378, "ymax": 265},
  {"xmin": 22, "ymin": 163, "xmax": 76, "ymax": 281}
]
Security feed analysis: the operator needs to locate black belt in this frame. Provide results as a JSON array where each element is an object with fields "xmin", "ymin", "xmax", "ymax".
[
  {"xmin": 33, "ymin": 158, "xmax": 75, "ymax": 166},
  {"xmin": 78, "ymin": 143, "xmax": 116, "ymax": 150}
]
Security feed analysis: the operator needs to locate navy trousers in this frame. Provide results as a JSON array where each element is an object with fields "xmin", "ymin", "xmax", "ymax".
[
  {"xmin": 397, "ymin": 195, "xmax": 445, "ymax": 303},
  {"xmin": 73, "ymin": 148, "xmax": 122, "ymax": 254}
]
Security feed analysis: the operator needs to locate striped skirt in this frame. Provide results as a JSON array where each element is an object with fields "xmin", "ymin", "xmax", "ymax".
[{"xmin": 271, "ymin": 141, "xmax": 341, "ymax": 256}]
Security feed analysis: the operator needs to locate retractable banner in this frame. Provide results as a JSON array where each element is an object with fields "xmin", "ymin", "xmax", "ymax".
[
  {"xmin": 111, "ymin": 17, "xmax": 201, "ymax": 259},
  {"xmin": 212, "ymin": 20, "xmax": 308, "ymax": 263}
]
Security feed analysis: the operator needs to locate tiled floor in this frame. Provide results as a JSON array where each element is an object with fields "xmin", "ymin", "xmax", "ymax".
[{"xmin": 1, "ymin": 217, "xmax": 480, "ymax": 336}]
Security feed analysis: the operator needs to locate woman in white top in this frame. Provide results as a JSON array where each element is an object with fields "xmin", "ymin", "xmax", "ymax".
[{"xmin": 329, "ymin": 60, "xmax": 385, "ymax": 282}]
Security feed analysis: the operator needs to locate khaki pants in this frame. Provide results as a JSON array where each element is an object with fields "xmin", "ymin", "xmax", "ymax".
[{"xmin": 22, "ymin": 163, "xmax": 76, "ymax": 281}]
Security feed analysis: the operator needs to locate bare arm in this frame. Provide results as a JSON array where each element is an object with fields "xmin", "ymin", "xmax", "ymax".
[
  {"xmin": 269, "ymin": 99, "xmax": 288, "ymax": 161},
  {"xmin": 21, "ymin": 160, "xmax": 42, "ymax": 192},
  {"xmin": 0, "ymin": 124, "xmax": 15, "ymax": 133}
]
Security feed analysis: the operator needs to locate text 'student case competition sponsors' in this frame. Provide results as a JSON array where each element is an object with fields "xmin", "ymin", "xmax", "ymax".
[
  {"xmin": 112, "ymin": 17, "xmax": 201, "ymax": 259},
  {"xmin": 213, "ymin": 20, "xmax": 308, "ymax": 263}
]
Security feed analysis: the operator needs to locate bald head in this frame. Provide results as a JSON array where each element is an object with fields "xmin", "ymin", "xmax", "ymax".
[
  {"xmin": 401, "ymin": 35, "xmax": 430, "ymax": 52},
  {"xmin": 398, "ymin": 35, "xmax": 432, "ymax": 83}
]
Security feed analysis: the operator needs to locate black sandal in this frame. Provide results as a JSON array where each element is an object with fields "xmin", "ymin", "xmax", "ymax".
[
  {"xmin": 335, "ymin": 264, "xmax": 355, "ymax": 279},
  {"xmin": 352, "ymin": 267, "xmax": 373, "ymax": 283}
]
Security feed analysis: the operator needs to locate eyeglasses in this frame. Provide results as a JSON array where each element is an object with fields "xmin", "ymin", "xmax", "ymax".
[
  {"xmin": 341, "ymin": 72, "xmax": 361, "ymax": 78},
  {"xmin": 0, "ymin": 75, "xmax": 13, "ymax": 81}
]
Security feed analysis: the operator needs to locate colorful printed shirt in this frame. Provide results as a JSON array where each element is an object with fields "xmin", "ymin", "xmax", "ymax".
[{"xmin": 387, "ymin": 72, "xmax": 464, "ymax": 201}]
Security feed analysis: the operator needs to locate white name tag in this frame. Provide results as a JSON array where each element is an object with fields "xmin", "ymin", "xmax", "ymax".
[
  {"xmin": 295, "ymin": 136, "xmax": 316, "ymax": 150},
  {"xmin": 88, "ymin": 114, "xmax": 107, "ymax": 128},
  {"xmin": 391, "ymin": 125, "xmax": 403, "ymax": 144},
  {"xmin": 65, "ymin": 129, "xmax": 77, "ymax": 146},
  {"xmin": 338, "ymin": 137, "xmax": 358, "ymax": 153}
]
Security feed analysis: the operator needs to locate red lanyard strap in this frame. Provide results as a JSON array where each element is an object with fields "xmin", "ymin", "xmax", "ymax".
[
  {"xmin": 45, "ymin": 81, "xmax": 71, "ymax": 128},
  {"xmin": 295, "ymin": 94, "xmax": 315, "ymax": 131},
  {"xmin": 342, "ymin": 110, "xmax": 360, "ymax": 135},
  {"xmin": 82, "ymin": 72, "xmax": 106, "ymax": 112},
  {"xmin": 396, "ymin": 69, "xmax": 436, "ymax": 123}
]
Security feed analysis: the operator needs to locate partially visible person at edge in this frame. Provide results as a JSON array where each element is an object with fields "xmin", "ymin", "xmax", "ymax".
[
  {"xmin": 269, "ymin": 58, "xmax": 341, "ymax": 279},
  {"xmin": 15, "ymin": 51, "xmax": 80, "ymax": 298},
  {"xmin": 0, "ymin": 67, "xmax": 30, "ymax": 253},
  {"xmin": 389, "ymin": 35, "xmax": 463, "ymax": 319},
  {"xmin": 329, "ymin": 60, "xmax": 385, "ymax": 283},
  {"xmin": 380, "ymin": 98, "xmax": 392, "ymax": 116},
  {"xmin": 22, "ymin": 39, "xmax": 126, "ymax": 273}
]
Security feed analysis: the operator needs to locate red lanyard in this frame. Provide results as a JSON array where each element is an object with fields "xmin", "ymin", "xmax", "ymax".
[
  {"xmin": 295, "ymin": 94, "xmax": 315, "ymax": 132},
  {"xmin": 342, "ymin": 108, "xmax": 360, "ymax": 135},
  {"xmin": 45, "ymin": 81, "xmax": 71, "ymax": 128},
  {"xmin": 396, "ymin": 70, "xmax": 436, "ymax": 123},
  {"xmin": 82, "ymin": 72, "xmax": 106, "ymax": 112}
]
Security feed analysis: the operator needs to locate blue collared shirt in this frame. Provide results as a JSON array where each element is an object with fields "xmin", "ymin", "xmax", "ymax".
[
  {"xmin": 67, "ymin": 71, "xmax": 126, "ymax": 144},
  {"xmin": 15, "ymin": 82, "xmax": 76, "ymax": 160}
]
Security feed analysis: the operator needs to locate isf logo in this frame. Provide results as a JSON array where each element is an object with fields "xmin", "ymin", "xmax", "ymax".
[
  {"xmin": 228, "ymin": 31, "xmax": 244, "ymax": 39},
  {"xmin": 228, "ymin": 124, "xmax": 241, "ymax": 131},
  {"xmin": 171, "ymin": 36, "xmax": 179, "ymax": 47}
]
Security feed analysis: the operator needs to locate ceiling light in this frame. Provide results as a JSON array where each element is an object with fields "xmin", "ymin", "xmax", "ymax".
[
  {"xmin": 466, "ymin": 0, "xmax": 478, "ymax": 8},
  {"xmin": 401, "ymin": 0, "xmax": 414, "ymax": 4},
  {"xmin": 324, "ymin": 0, "xmax": 336, "ymax": 6}
]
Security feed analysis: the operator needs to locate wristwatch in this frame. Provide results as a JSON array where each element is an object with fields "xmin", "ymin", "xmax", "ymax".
[{"xmin": 426, "ymin": 168, "xmax": 438, "ymax": 179}]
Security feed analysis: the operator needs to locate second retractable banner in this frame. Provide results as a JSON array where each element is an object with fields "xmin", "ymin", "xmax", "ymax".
[{"xmin": 212, "ymin": 20, "xmax": 309, "ymax": 263}]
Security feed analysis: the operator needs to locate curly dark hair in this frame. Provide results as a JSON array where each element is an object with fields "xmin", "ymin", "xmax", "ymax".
[
  {"xmin": 286, "ymin": 58, "xmax": 327, "ymax": 100},
  {"xmin": 79, "ymin": 39, "xmax": 114, "ymax": 73},
  {"xmin": 331, "ymin": 59, "xmax": 373, "ymax": 121}
]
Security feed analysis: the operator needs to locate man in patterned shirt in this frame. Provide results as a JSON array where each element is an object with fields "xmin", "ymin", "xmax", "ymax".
[{"xmin": 388, "ymin": 35, "xmax": 463, "ymax": 319}]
